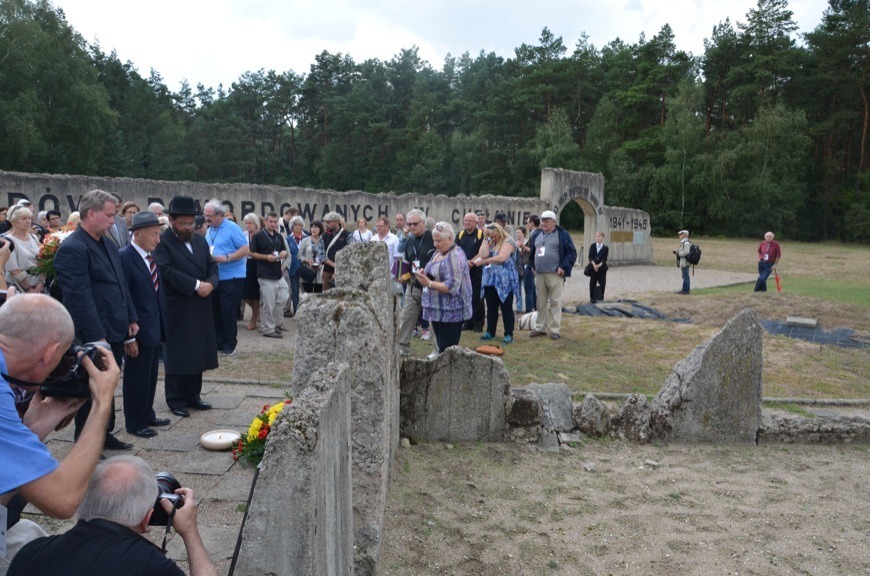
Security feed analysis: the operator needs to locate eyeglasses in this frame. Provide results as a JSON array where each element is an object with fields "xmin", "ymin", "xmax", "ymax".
[{"xmin": 407, "ymin": 220, "xmax": 423, "ymax": 226}]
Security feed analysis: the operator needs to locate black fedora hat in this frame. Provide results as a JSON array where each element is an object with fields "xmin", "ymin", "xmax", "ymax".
[
  {"xmin": 129, "ymin": 211, "xmax": 162, "ymax": 231},
  {"xmin": 165, "ymin": 196, "xmax": 201, "ymax": 216}
]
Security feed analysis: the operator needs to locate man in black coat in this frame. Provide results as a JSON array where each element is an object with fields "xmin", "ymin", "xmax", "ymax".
[
  {"xmin": 152, "ymin": 196, "xmax": 219, "ymax": 418},
  {"xmin": 119, "ymin": 212, "xmax": 171, "ymax": 438},
  {"xmin": 588, "ymin": 231, "xmax": 609, "ymax": 303},
  {"xmin": 54, "ymin": 189, "xmax": 138, "ymax": 450},
  {"xmin": 456, "ymin": 212, "xmax": 485, "ymax": 331}
]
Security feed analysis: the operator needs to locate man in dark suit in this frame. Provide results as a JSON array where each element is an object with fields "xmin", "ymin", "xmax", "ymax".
[
  {"xmin": 119, "ymin": 212, "xmax": 171, "ymax": 438},
  {"xmin": 106, "ymin": 192, "xmax": 130, "ymax": 249},
  {"xmin": 588, "ymin": 231, "xmax": 609, "ymax": 303},
  {"xmin": 54, "ymin": 189, "xmax": 139, "ymax": 450},
  {"xmin": 152, "ymin": 196, "xmax": 219, "ymax": 418}
]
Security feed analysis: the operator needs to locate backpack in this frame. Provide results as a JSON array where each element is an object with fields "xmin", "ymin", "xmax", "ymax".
[{"xmin": 687, "ymin": 243, "xmax": 702, "ymax": 266}]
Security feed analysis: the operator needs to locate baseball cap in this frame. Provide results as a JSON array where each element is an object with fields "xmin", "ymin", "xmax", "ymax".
[
  {"xmin": 540, "ymin": 210, "xmax": 557, "ymax": 220},
  {"xmin": 678, "ymin": 229, "xmax": 689, "ymax": 235}
]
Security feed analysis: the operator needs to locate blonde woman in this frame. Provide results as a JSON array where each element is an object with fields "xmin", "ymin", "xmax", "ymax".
[
  {"xmin": 471, "ymin": 222, "xmax": 519, "ymax": 344},
  {"xmin": 67, "ymin": 211, "xmax": 81, "ymax": 229},
  {"xmin": 3, "ymin": 206, "xmax": 44, "ymax": 293},
  {"xmin": 242, "ymin": 213, "xmax": 262, "ymax": 330}
]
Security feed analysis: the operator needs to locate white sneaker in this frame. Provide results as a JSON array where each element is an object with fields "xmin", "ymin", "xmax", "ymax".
[
  {"xmin": 426, "ymin": 350, "xmax": 440, "ymax": 360},
  {"xmin": 421, "ymin": 329, "xmax": 431, "ymax": 341}
]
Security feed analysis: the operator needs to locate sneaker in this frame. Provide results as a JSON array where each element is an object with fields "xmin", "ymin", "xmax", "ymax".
[
  {"xmin": 426, "ymin": 351, "xmax": 440, "ymax": 360},
  {"xmin": 412, "ymin": 328, "xmax": 419, "ymax": 338},
  {"xmin": 421, "ymin": 329, "xmax": 431, "ymax": 341},
  {"xmin": 263, "ymin": 331, "xmax": 283, "ymax": 339},
  {"xmin": 222, "ymin": 347, "xmax": 237, "ymax": 356},
  {"xmin": 529, "ymin": 331, "xmax": 546, "ymax": 338},
  {"xmin": 550, "ymin": 333, "xmax": 561, "ymax": 340},
  {"xmin": 502, "ymin": 335, "xmax": 513, "ymax": 344},
  {"xmin": 479, "ymin": 332, "xmax": 494, "ymax": 341},
  {"xmin": 472, "ymin": 326, "xmax": 484, "ymax": 333}
]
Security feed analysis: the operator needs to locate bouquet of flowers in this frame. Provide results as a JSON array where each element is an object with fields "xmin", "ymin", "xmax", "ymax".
[
  {"xmin": 232, "ymin": 399, "xmax": 292, "ymax": 465},
  {"xmin": 33, "ymin": 227, "xmax": 75, "ymax": 278}
]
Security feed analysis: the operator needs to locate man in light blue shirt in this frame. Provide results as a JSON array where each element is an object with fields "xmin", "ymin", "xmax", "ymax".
[{"xmin": 203, "ymin": 200, "xmax": 249, "ymax": 356}]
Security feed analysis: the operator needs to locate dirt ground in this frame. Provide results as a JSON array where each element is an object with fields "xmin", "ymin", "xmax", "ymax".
[{"xmin": 379, "ymin": 439, "xmax": 870, "ymax": 576}]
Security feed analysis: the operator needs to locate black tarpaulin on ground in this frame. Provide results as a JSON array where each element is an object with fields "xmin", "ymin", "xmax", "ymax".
[{"xmin": 571, "ymin": 300, "xmax": 669, "ymax": 320}]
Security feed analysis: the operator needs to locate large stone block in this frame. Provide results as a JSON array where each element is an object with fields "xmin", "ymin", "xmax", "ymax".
[
  {"xmin": 234, "ymin": 363, "xmax": 353, "ymax": 576},
  {"xmin": 613, "ymin": 394, "xmax": 652, "ymax": 443},
  {"xmin": 574, "ymin": 394, "xmax": 611, "ymax": 437},
  {"xmin": 291, "ymin": 288, "xmax": 395, "ymax": 576},
  {"xmin": 400, "ymin": 347, "xmax": 510, "ymax": 442},
  {"xmin": 651, "ymin": 308, "xmax": 763, "ymax": 444},
  {"xmin": 527, "ymin": 383, "xmax": 575, "ymax": 433}
]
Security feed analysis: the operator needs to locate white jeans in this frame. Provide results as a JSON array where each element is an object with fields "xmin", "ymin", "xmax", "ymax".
[{"xmin": 258, "ymin": 277, "xmax": 289, "ymax": 333}]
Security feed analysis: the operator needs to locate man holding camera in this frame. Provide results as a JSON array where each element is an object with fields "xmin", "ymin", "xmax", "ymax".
[
  {"xmin": 8, "ymin": 455, "xmax": 218, "ymax": 576},
  {"xmin": 0, "ymin": 294, "xmax": 120, "ymax": 569}
]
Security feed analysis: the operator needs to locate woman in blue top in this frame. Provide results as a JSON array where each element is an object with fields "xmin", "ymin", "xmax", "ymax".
[
  {"xmin": 416, "ymin": 222, "xmax": 472, "ymax": 359},
  {"xmin": 471, "ymin": 223, "xmax": 519, "ymax": 344}
]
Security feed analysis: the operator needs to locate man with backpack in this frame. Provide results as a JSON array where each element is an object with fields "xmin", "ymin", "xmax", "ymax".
[{"xmin": 674, "ymin": 229, "xmax": 693, "ymax": 294}]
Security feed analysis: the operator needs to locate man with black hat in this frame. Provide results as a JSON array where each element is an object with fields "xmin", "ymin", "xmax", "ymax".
[
  {"xmin": 152, "ymin": 197, "xmax": 219, "ymax": 418},
  {"xmin": 119, "ymin": 212, "xmax": 170, "ymax": 438}
]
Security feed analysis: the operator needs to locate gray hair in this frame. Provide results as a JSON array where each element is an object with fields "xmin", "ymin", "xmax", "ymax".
[
  {"xmin": 425, "ymin": 217, "xmax": 435, "ymax": 231},
  {"xmin": 7, "ymin": 205, "xmax": 32, "ymax": 223},
  {"xmin": 289, "ymin": 216, "xmax": 305, "ymax": 229},
  {"xmin": 36, "ymin": 210, "xmax": 48, "ymax": 224},
  {"xmin": 79, "ymin": 190, "xmax": 118, "ymax": 221},
  {"xmin": 77, "ymin": 456, "xmax": 159, "ymax": 528},
  {"xmin": 147, "ymin": 202, "xmax": 164, "ymax": 213},
  {"xmin": 406, "ymin": 209, "xmax": 425, "ymax": 222},
  {"xmin": 204, "ymin": 199, "xmax": 225, "ymax": 216},
  {"xmin": 242, "ymin": 212, "xmax": 262, "ymax": 230},
  {"xmin": 432, "ymin": 221, "xmax": 455, "ymax": 242},
  {"xmin": 0, "ymin": 294, "xmax": 74, "ymax": 352}
]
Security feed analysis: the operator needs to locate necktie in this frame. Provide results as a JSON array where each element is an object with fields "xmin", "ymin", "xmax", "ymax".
[{"xmin": 146, "ymin": 254, "xmax": 159, "ymax": 292}]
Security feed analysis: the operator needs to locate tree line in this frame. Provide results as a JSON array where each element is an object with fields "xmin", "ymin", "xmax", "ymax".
[{"xmin": 1, "ymin": 0, "xmax": 867, "ymax": 241}]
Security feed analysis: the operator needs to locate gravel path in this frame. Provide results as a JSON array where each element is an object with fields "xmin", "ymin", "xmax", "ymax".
[{"xmin": 560, "ymin": 264, "xmax": 757, "ymax": 303}]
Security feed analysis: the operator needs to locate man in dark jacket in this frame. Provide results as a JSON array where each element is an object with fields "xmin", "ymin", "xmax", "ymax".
[
  {"xmin": 456, "ymin": 212, "xmax": 485, "ymax": 331},
  {"xmin": 528, "ymin": 210, "xmax": 576, "ymax": 340},
  {"xmin": 152, "ymin": 197, "xmax": 219, "ymax": 418},
  {"xmin": 54, "ymin": 189, "xmax": 138, "ymax": 450},
  {"xmin": 587, "ymin": 231, "xmax": 609, "ymax": 302}
]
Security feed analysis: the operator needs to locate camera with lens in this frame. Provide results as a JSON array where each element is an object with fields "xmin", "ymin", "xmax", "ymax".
[
  {"xmin": 150, "ymin": 472, "xmax": 185, "ymax": 526},
  {"xmin": 39, "ymin": 340, "xmax": 106, "ymax": 398}
]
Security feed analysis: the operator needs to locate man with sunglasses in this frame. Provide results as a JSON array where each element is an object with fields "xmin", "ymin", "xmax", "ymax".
[{"xmin": 398, "ymin": 209, "xmax": 435, "ymax": 357}]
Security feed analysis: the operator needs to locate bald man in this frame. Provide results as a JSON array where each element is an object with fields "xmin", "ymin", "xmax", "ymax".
[
  {"xmin": 0, "ymin": 295, "xmax": 120, "ymax": 567},
  {"xmin": 456, "ymin": 212, "xmax": 485, "ymax": 331}
]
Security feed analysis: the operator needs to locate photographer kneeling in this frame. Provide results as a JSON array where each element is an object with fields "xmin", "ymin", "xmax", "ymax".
[
  {"xmin": 0, "ymin": 294, "xmax": 119, "ymax": 570},
  {"xmin": 9, "ymin": 455, "xmax": 218, "ymax": 576}
]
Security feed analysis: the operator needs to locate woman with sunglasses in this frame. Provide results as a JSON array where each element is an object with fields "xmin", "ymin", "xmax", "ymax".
[
  {"xmin": 415, "ymin": 222, "xmax": 472, "ymax": 359},
  {"xmin": 472, "ymin": 222, "xmax": 519, "ymax": 344}
]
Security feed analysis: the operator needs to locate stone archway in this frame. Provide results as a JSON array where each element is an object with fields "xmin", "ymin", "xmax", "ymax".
[{"xmin": 540, "ymin": 168, "xmax": 652, "ymax": 265}]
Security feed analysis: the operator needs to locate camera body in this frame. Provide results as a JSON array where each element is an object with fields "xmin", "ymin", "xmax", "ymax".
[
  {"xmin": 40, "ymin": 341, "xmax": 106, "ymax": 398},
  {"xmin": 0, "ymin": 237, "xmax": 15, "ymax": 252},
  {"xmin": 149, "ymin": 472, "xmax": 185, "ymax": 526}
]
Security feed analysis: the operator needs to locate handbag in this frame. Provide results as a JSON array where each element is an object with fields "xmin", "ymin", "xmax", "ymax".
[{"xmin": 583, "ymin": 263, "xmax": 593, "ymax": 277}]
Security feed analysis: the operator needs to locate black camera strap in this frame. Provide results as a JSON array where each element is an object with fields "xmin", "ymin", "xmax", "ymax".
[
  {"xmin": 161, "ymin": 508, "xmax": 176, "ymax": 553},
  {"xmin": 1, "ymin": 373, "xmax": 40, "ymax": 388}
]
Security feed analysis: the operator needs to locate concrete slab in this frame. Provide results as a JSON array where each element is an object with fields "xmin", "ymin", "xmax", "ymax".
[
  {"xmin": 135, "ymin": 431, "xmax": 202, "ymax": 452},
  {"xmin": 786, "ymin": 316, "xmax": 818, "ymax": 328},
  {"xmin": 208, "ymin": 471, "xmax": 256, "ymax": 502},
  {"xmin": 175, "ymin": 451, "xmax": 237, "ymax": 475},
  {"xmin": 195, "ymin": 395, "xmax": 245, "ymax": 410}
]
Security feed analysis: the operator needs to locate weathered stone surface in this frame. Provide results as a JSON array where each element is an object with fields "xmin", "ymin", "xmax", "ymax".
[
  {"xmin": 573, "ymin": 394, "xmax": 611, "ymax": 437},
  {"xmin": 558, "ymin": 432, "xmax": 583, "ymax": 444},
  {"xmin": 786, "ymin": 316, "xmax": 817, "ymax": 328},
  {"xmin": 651, "ymin": 308, "xmax": 763, "ymax": 444},
  {"xmin": 234, "ymin": 363, "xmax": 353, "ymax": 576},
  {"xmin": 759, "ymin": 413, "xmax": 870, "ymax": 444},
  {"xmin": 400, "ymin": 347, "xmax": 510, "ymax": 443},
  {"xmin": 612, "ymin": 394, "xmax": 652, "ymax": 443},
  {"xmin": 292, "ymin": 250, "xmax": 399, "ymax": 576},
  {"xmin": 505, "ymin": 389, "xmax": 541, "ymax": 426},
  {"xmin": 527, "ymin": 383, "xmax": 574, "ymax": 433}
]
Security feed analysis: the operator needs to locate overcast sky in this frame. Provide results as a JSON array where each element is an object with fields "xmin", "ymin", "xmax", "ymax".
[{"xmin": 54, "ymin": 0, "xmax": 830, "ymax": 91}]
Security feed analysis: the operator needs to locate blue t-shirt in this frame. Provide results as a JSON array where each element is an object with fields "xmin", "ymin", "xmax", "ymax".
[
  {"xmin": 205, "ymin": 219, "xmax": 248, "ymax": 281},
  {"xmin": 0, "ymin": 350, "xmax": 58, "ymax": 496}
]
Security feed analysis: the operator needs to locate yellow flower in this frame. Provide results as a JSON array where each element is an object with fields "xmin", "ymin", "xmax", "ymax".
[{"xmin": 247, "ymin": 417, "xmax": 263, "ymax": 442}]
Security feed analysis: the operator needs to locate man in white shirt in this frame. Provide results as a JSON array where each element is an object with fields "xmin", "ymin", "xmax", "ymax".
[{"xmin": 370, "ymin": 216, "xmax": 400, "ymax": 276}]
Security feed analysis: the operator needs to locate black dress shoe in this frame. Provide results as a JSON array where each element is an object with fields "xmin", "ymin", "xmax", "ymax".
[
  {"xmin": 127, "ymin": 427, "xmax": 157, "ymax": 438},
  {"xmin": 170, "ymin": 407, "xmax": 190, "ymax": 417},
  {"xmin": 104, "ymin": 433, "xmax": 133, "ymax": 450},
  {"xmin": 188, "ymin": 400, "xmax": 212, "ymax": 411},
  {"xmin": 147, "ymin": 417, "xmax": 171, "ymax": 427}
]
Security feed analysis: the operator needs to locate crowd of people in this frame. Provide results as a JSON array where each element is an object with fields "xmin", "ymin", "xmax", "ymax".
[{"xmin": 0, "ymin": 187, "xmax": 787, "ymax": 572}]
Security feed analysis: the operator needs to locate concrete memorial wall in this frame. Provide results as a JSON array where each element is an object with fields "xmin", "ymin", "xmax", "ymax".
[{"xmin": 0, "ymin": 168, "xmax": 653, "ymax": 264}]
